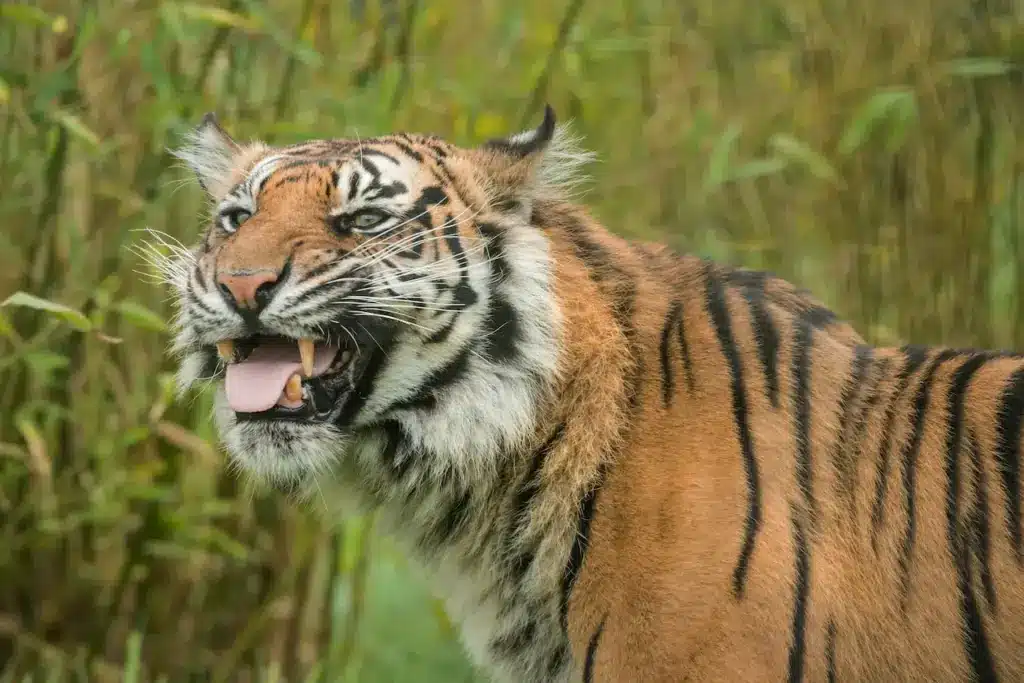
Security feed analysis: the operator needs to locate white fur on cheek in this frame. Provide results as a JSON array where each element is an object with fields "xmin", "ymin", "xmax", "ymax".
[{"xmin": 355, "ymin": 212, "xmax": 561, "ymax": 486}]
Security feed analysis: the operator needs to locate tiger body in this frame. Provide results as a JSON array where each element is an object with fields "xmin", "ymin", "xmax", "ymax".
[{"xmin": 163, "ymin": 108, "xmax": 1024, "ymax": 682}]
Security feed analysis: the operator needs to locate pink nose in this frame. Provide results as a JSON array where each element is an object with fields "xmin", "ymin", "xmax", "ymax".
[{"xmin": 216, "ymin": 270, "xmax": 280, "ymax": 311}]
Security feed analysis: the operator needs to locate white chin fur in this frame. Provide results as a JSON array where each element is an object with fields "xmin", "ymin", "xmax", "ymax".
[{"xmin": 212, "ymin": 388, "xmax": 348, "ymax": 487}]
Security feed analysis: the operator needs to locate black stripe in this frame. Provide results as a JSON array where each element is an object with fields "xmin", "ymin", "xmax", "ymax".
[
  {"xmin": 366, "ymin": 179, "xmax": 408, "ymax": 201},
  {"xmin": 478, "ymin": 221, "xmax": 512, "ymax": 284},
  {"xmin": 431, "ymin": 156, "xmax": 474, "ymax": 209},
  {"xmin": 944, "ymin": 354, "xmax": 1000, "ymax": 682},
  {"xmin": 390, "ymin": 138, "xmax": 424, "ymax": 162},
  {"xmin": 346, "ymin": 167, "xmax": 360, "ymax": 201},
  {"xmin": 254, "ymin": 168, "xmax": 274, "ymax": 196},
  {"xmin": 557, "ymin": 213, "xmax": 640, "ymax": 634},
  {"xmin": 945, "ymin": 353, "xmax": 993, "ymax": 595},
  {"xmin": 660, "ymin": 300, "xmax": 683, "ymax": 407},
  {"xmin": 870, "ymin": 345, "xmax": 929, "ymax": 552},
  {"xmin": 559, "ymin": 218, "xmax": 638, "ymax": 342},
  {"xmin": 193, "ymin": 263, "xmax": 207, "ymax": 291},
  {"xmin": 792, "ymin": 318, "xmax": 815, "ymax": 522},
  {"xmin": 832, "ymin": 345, "xmax": 874, "ymax": 513},
  {"xmin": 786, "ymin": 510, "xmax": 810, "ymax": 683},
  {"xmin": 994, "ymin": 364, "xmax": 1024, "ymax": 562},
  {"xmin": 745, "ymin": 279, "xmax": 781, "ymax": 408},
  {"xmin": 361, "ymin": 148, "xmax": 402, "ymax": 166},
  {"xmin": 560, "ymin": 479, "xmax": 600, "ymax": 631},
  {"xmin": 546, "ymin": 642, "xmax": 569, "ymax": 677},
  {"xmin": 899, "ymin": 350, "xmax": 959, "ymax": 609},
  {"xmin": 379, "ymin": 419, "xmax": 404, "ymax": 470},
  {"xmin": 511, "ymin": 425, "xmax": 565, "ymax": 534},
  {"xmin": 431, "ymin": 488, "xmax": 471, "ymax": 546},
  {"xmin": 335, "ymin": 331, "xmax": 399, "ymax": 426},
  {"xmin": 425, "ymin": 141, "xmax": 450, "ymax": 158},
  {"xmin": 440, "ymin": 214, "xmax": 478, "ymax": 312},
  {"xmin": 480, "ymin": 294, "xmax": 519, "ymax": 363},
  {"xmin": 507, "ymin": 424, "xmax": 565, "ymax": 582},
  {"xmin": 358, "ymin": 157, "xmax": 383, "ymax": 194},
  {"xmin": 957, "ymin": 536, "xmax": 999, "ymax": 682},
  {"xmin": 441, "ymin": 213, "xmax": 469, "ymax": 269},
  {"xmin": 391, "ymin": 434, "xmax": 422, "ymax": 485},
  {"xmin": 270, "ymin": 172, "xmax": 305, "ymax": 189},
  {"xmin": 424, "ymin": 314, "xmax": 459, "ymax": 345},
  {"xmin": 726, "ymin": 267, "xmax": 840, "ymax": 334},
  {"xmin": 187, "ymin": 275, "xmax": 220, "ymax": 318},
  {"xmin": 301, "ymin": 258, "xmax": 347, "ymax": 283},
  {"xmin": 825, "ymin": 619, "xmax": 837, "ymax": 683},
  {"xmin": 410, "ymin": 185, "xmax": 448, "ymax": 222},
  {"xmin": 846, "ymin": 356, "xmax": 891, "ymax": 522},
  {"xmin": 583, "ymin": 616, "xmax": 607, "ymax": 683},
  {"xmin": 386, "ymin": 346, "xmax": 472, "ymax": 414},
  {"xmin": 705, "ymin": 268, "xmax": 762, "ymax": 598},
  {"xmin": 800, "ymin": 303, "xmax": 840, "ymax": 330},
  {"xmin": 287, "ymin": 278, "xmax": 358, "ymax": 312},
  {"xmin": 559, "ymin": 218, "xmax": 614, "ymax": 282},
  {"xmin": 967, "ymin": 426, "xmax": 996, "ymax": 611},
  {"xmin": 558, "ymin": 214, "xmax": 639, "ymax": 357},
  {"xmin": 676, "ymin": 304, "xmax": 695, "ymax": 393},
  {"xmin": 490, "ymin": 620, "xmax": 536, "ymax": 658}
]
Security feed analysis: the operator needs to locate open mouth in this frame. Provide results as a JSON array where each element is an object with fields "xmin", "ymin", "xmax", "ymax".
[{"xmin": 214, "ymin": 335, "xmax": 357, "ymax": 422}]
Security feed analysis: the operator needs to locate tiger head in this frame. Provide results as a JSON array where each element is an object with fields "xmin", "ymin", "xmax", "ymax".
[{"xmin": 165, "ymin": 108, "xmax": 590, "ymax": 489}]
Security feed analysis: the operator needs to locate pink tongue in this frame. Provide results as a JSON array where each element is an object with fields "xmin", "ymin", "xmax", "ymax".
[{"xmin": 224, "ymin": 341, "xmax": 339, "ymax": 413}]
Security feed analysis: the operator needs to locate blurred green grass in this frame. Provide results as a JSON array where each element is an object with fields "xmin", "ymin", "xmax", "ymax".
[{"xmin": 0, "ymin": 0, "xmax": 1021, "ymax": 680}]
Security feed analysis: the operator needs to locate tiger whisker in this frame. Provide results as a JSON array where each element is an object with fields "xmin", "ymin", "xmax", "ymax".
[
  {"xmin": 353, "ymin": 230, "xmax": 472, "ymax": 273},
  {"xmin": 356, "ymin": 230, "xmax": 491, "ymax": 271},
  {"xmin": 351, "ymin": 310, "xmax": 433, "ymax": 333},
  {"xmin": 344, "ymin": 295, "xmax": 466, "ymax": 309},
  {"xmin": 347, "ymin": 205, "xmax": 436, "ymax": 256},
  {"xmin": 341, "ymin": 296, "xmax": 467, "ymax": 314},
  {"xmin": 356, "ymin": 252, "xmax": 505, "ymax": 291},
  {"xmin": 352, "ymin": 205, "xmax": 486, "ymax": 268}
]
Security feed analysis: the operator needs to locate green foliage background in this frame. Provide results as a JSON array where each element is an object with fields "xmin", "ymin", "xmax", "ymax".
[{"xmin": 0, "ymin": 0, "xmax": 1021, "ymax": 680}]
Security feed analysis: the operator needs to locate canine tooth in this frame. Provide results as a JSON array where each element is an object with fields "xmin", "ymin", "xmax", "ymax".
[
  {"xmin": 341, "ymin": 350, "xmax": 352, "ymax": 365},
  {"xmin": 298, "ymin": 338, "xmax": 315, "ymax": 377},
  {"xmin": 216, "ymin": 341, "xmax": 234, "ymax": 363},
  {"xmin": 284, "ymin": 373, "xmax": 303, "ymax": 402}
]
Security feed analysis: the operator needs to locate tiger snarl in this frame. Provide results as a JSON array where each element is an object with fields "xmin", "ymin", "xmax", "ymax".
[{"xmin": 162, "ymin": 107, "xmax": 1024, "ymax": 682}]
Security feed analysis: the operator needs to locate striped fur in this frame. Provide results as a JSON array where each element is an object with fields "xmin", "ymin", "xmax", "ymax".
[{"xmin": 163, "ymin": 109, "xmax": 1024, "ymax": 682}]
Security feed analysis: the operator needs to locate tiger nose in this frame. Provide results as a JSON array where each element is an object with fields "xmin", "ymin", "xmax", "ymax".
[{"xmin": 216, "ymin": 269, "xmax": 281, "ymax": 312}]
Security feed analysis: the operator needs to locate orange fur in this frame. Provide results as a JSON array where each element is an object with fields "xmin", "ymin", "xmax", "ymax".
[{"xmin": 536, "ymin": 202, "xmax": 1024, "ymax": 681}]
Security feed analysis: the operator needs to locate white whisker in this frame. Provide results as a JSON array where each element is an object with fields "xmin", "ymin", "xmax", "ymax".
[
  {"xmin": 352, "ymin": 310, "xmax": 433, "ymax": 333},
  {"xmin": 341, "ymin": 296, "xmax": 465, "ymax": 314},
  {"xmin": 353, "ymin": 205, "xmax": 486, "ymax": 270},
  {"xmin": 356, "ymin": 322, "xmax": 386, "ymax": 354},
  {"xmin": 347, "ymin": 205, "xmax": 434, "ymax": 256}
]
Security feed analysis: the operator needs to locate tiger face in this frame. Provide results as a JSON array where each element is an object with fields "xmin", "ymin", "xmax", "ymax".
[{"xmin": 166, "ymin": 109, "xmax": 578, "ymax": 489}]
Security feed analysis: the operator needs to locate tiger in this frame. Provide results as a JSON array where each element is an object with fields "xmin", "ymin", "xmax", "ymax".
[{"xmin": 162, "ymin": 106, "xmax": 1024, "ymax": 682}]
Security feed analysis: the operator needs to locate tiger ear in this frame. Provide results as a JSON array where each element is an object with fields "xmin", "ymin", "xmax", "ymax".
[
  {"xmin": 480, "ymin": 104, "xmax": 558, "ymax": 163},
  {"xmin": 172, "ymin": 113, "xmax": 242, "ymax": 196},
  {"xmin": 471, "ymin": 105, "xmax": 559, "ymax": 216}
]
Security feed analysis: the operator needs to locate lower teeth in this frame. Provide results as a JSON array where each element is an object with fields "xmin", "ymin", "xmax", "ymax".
[{"xmin": 284, "ymin": 374, "xmax": 303, "ymax": 403}]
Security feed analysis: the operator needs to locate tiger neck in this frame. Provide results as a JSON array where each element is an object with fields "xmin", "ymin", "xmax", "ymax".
[{"xmin": 323, "ymin": 205, "xmax": 638, "ymax": 679}]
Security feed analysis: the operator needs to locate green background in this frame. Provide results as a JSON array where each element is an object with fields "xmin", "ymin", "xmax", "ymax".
[{"xmin": 0, "ymin": 0, "xmax": 1021, "ymax": 680}]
